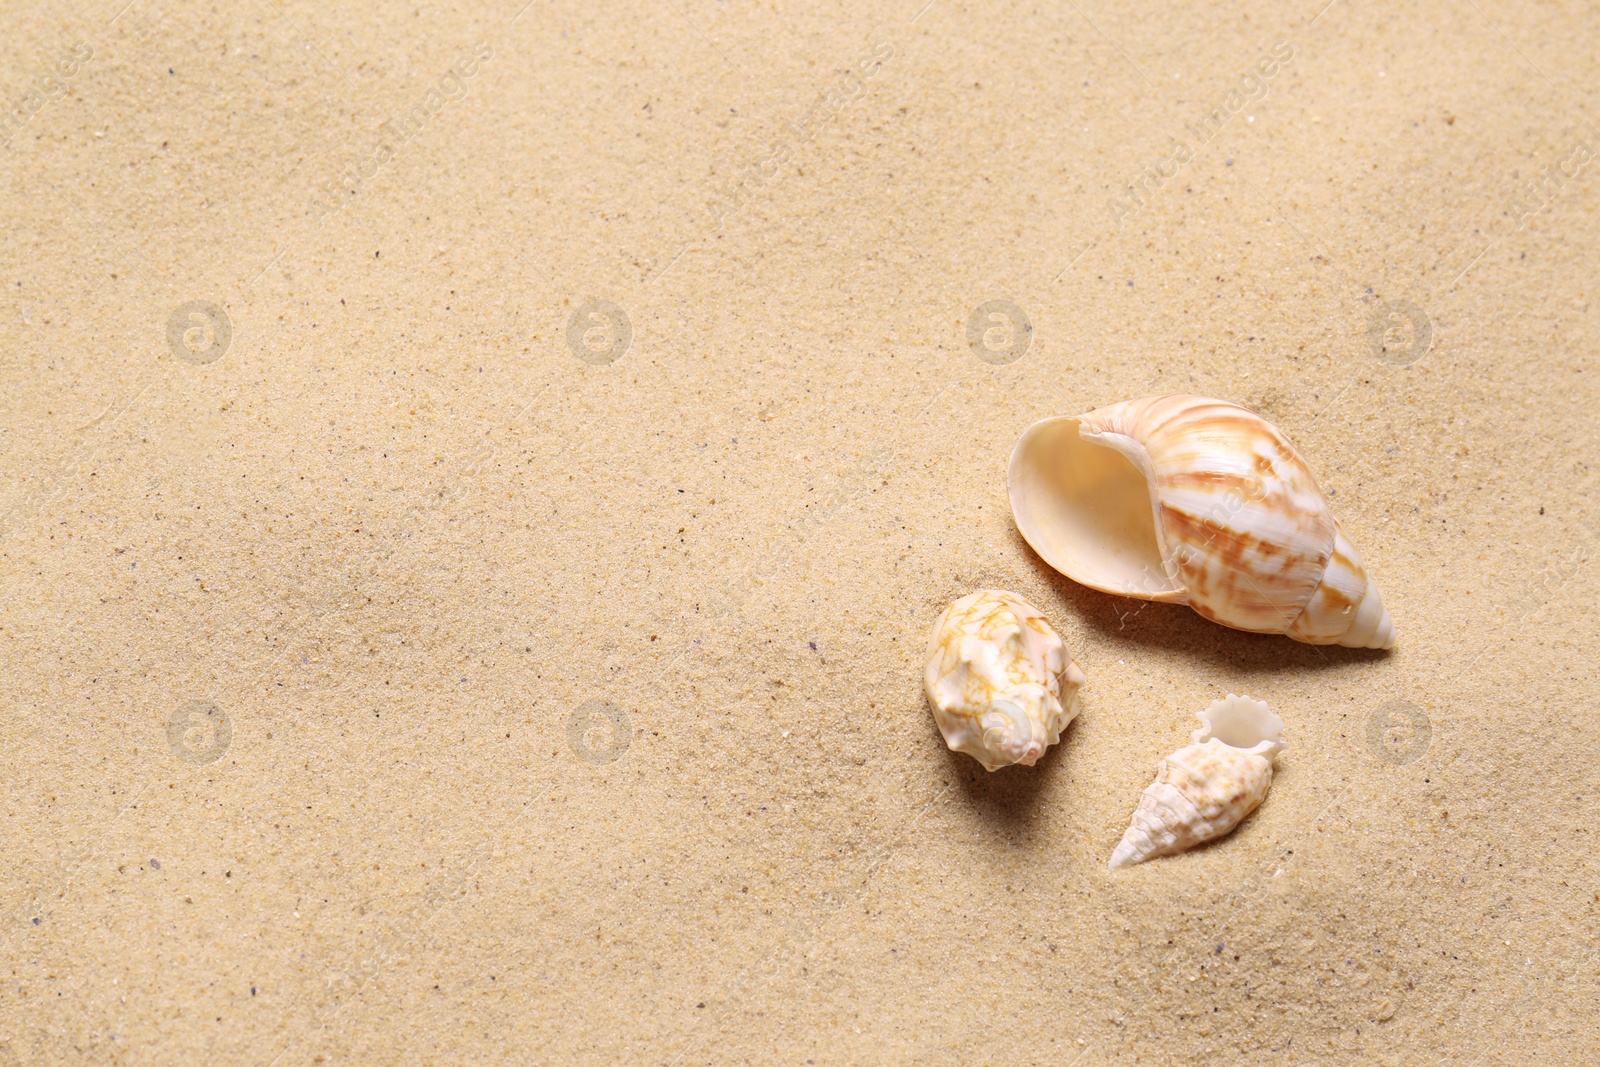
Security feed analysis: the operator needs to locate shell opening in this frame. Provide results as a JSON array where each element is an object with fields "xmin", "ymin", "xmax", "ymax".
[
  {"xmin": 1193, "ymin": 694, "xmax": 1284, "ymax": 758},
  {"xmin": 1008, "ymin": 417, "xmax": 1184, "ymax": 601}
]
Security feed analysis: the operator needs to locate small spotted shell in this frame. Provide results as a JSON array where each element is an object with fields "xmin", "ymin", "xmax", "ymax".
[{"xmin": 924, "ymin": 589, "xmax": 1085, "ymax": 771}]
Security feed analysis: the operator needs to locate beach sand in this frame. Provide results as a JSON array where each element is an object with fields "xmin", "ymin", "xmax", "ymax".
[{"xmin": 2, "ymin": 1, "xmax": 1596, "ymax": 1062}]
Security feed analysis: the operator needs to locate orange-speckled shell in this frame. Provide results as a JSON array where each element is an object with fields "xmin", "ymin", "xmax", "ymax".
[
  {"xmin": 923, "ymin": 589, "xmax": 1085, "ymax": 771},
  {"xmin": 1110, "ymin": 695, "xmax": 1285, "ymax": 869}
]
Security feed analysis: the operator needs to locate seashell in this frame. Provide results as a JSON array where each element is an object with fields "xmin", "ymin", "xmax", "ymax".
[
  {"xmin": 924, "ymin": 589, "xmax": 1086, "ymax": 771},
  {"xmin": 1008, "ymin": 395, "xmax": 1395, "ymax": 649},
  {"xmin": 1109, "ymin": 694, "xmax": 1285, "ymax": 869}
]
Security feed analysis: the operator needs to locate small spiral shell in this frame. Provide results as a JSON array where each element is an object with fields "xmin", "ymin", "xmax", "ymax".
[{"xmin": 1110, "ymin": 695, "xmax": 1284, "ymax": 869}]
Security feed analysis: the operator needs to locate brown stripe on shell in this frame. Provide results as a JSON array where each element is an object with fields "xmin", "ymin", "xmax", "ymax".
[
  {"xmin": 1163, "ymin": 506, "xmax": 1327, "ymax": 619},
  {"xmin": 1160, "ymin": 469, "xmax": 1244, "ymax": 492},
  {"xmin": 1147, "ymin": 399, "xmax": 1254, "ymax": 440},
  {"xmin": 1182, "ymin": 411, "xmax": 1281, "ymax": 439},
  {"xmin": 1311, "ymin": 581, "xmax": 1358, "ymax": 614},
  {"xmin": 1311, "ymin": 551, "xmax": 1366, "ymax": 613},
  {"xmin": 1161, "ymin": 505, "xmax": 1328, "ymax": 568},
  {"xmin": 1188, "ymin": 597, "xmax": 1284, "ymax": 634},
  {"xmin": 1141, "ymin": 398, "xmax": 1212, "ymax": 439}
]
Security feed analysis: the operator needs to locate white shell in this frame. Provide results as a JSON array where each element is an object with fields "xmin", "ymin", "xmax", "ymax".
[
  {"xmin": 1109, "ymin": 694, "xmax": 1285, "ymax": 869},
  {"xmin": 924, "ymin": 589, "xmax": 1085, "ymax": 771},
  {"xmin": 1008, "ymin": 395, "xmax": 1395, "ymax": 648}
]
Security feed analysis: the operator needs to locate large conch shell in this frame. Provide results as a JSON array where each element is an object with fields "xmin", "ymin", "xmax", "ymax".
[
  {"xmin": 924, "ymin": 589, "xmax": 1086, "ymax": 771},
  {"xmin": 1008, "ymin": 395, "xmax": 1395, "ymax": 648},
  {"xmin": 1109, "ymin": 694, "xmax": 1284, "ymax": 869}
]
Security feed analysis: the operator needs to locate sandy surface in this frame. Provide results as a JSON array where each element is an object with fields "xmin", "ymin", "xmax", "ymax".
[{"xmin": 2, "ymin": 0, "xmax": 1597, "ymax": 1063}]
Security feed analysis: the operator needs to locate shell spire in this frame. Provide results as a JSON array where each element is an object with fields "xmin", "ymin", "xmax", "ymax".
[
  {"xmin": 924, "ymin": 589, "xmax": 1086, "ymax": 771},
  {"xmin": 1008, "ymin": 395, "xmax": 1395, "ymax": 649},
  {"xmin": 1109, "ymin": 695, "xmax": 1284, "ymax": 869}
]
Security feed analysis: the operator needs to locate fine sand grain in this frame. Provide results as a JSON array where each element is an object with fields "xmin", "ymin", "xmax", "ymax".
[{"xmin": 2, "ymin": 1, "xmax": 1597, "ymax": 1063}]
